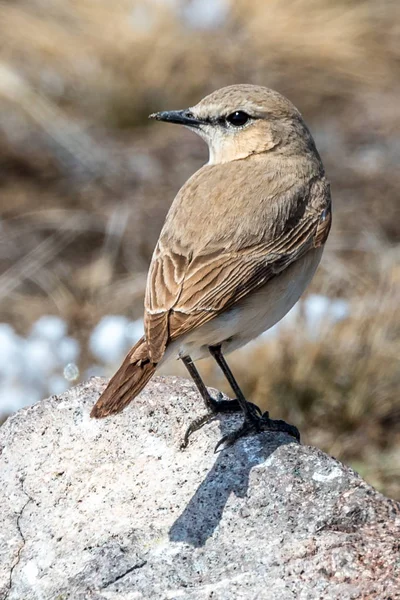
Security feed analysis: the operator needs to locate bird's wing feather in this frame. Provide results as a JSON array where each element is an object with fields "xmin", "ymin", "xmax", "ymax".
[{"xmin": 144, "ymin": 185, "xmax": 331, "ymax": 362}]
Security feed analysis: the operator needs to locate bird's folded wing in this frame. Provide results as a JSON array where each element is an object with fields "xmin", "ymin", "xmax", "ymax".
[{"xmin": 144, "ymin": 200, "xmax": 331, "ymax": 362}]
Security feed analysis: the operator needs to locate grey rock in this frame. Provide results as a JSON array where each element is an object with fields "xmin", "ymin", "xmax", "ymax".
[{"xmin": 0, "ymin": 376, "xmax": 399, "ymax": 600}]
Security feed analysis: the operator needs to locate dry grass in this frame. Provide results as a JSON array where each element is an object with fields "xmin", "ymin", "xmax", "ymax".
[{"xmin": 0, "ymin": 0, "xmax": 399, "ymax": 496}]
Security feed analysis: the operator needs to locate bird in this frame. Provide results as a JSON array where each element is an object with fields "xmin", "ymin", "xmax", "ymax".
[{"xmin": 90, "ymin": 84, "xmax": 331, "ymax": 451}]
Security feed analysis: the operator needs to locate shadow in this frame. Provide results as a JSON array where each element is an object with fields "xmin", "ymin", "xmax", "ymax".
[{"xmin": 169, "ymin": 415, "xmax": 296, "ymax": 547}]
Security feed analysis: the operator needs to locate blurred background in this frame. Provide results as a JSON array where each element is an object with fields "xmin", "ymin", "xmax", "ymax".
[{"xmin": 0, "ymin": 0, "xmax": 399, "ymax": 497}]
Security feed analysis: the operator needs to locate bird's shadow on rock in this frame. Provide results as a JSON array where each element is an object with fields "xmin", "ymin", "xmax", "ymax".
[{"xmin": 169, "ymin": 417, "xmax": 296, "ymax": 547}]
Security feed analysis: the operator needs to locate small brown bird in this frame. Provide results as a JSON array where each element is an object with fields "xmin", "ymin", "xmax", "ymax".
[{"xmin": 91, "ymin": 84, "xmax": 331, "ymax": 450}]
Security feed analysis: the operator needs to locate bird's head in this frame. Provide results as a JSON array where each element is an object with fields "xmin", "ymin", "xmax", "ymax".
[{"xmin": 149, "ymin": 84, "xmax": 314, "ymax": 165}]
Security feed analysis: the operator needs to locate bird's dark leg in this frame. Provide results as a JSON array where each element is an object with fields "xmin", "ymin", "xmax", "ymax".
[
  {"xmin": 209, "ymin": 344, "xmax": 300, "ymax": 451},
  {"xmin": 208, "ymin": 345, "xmax": 261, "ymax": 421},
  {"xmin": 180, "ymin": 354, "xmax": 242, "ymax": 448}
]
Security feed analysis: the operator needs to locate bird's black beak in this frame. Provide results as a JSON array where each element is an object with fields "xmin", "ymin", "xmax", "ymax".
[{"xmin": 149, "ymin": 109, "xmax": 203, "ymax": 128}]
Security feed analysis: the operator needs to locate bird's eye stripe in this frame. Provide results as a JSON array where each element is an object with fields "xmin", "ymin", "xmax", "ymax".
[{"xmin": 199, "ymin": 112, "xmax": 257, "ymax": 127}]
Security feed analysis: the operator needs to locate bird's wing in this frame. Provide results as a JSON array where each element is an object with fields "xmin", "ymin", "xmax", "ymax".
[{"xmin": 144, "ymin": 185, "xmax": 331, "ymax": 363}]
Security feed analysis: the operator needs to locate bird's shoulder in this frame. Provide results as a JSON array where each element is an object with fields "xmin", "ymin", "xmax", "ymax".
[{"xmin": 159, "ymin": 155, "xmax": 330, "ymax": 254}]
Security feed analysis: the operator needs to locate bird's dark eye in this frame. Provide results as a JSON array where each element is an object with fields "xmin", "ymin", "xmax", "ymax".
[{"xmin": 226, "ymin": 111, "xmax": 250, "ymax": 127}]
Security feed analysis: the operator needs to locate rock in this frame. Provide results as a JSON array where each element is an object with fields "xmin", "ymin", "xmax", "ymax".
[{"xmin": 0, "ymin": 376, "xmax": 399, "ymax": 600}]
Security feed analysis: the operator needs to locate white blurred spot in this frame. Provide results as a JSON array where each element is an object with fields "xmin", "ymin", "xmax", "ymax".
[
  {"xmin": 30, "ymin": 315, "xmax": 67, "ymax": 342},
  {"xmin": 0, "ymin": 323, "xmax": 24, "ymax": 378},
  {"xmin": 63, "ymin": 363, "xmax": 79, "ymax": 382},
  {"xmin": 58, "ymin": 337, "xmax": 80, "ymax": 364},
  {"xmin": 25, "ymin": 339, "xmax": 58, "ymax": 377},
  {"xmin": 0, "ymin": 382, "xmax": 41, "ymax": 414},
  {"xmin": 126, "ymin": 319, "xmax": 144, "ymax": 344},
  {"xmin": 48, "ymin": 374, "xmax": 69, "ymax": 395},
  {"xmin": 89, "ymin": 316, "xmax": 143, "ymax": 364},
  {"xmin": 258, "ymin": 294, "xmax": 349, "ymax": 344},
  {"xmin": 304, "ymin": 294, "xmax": 349, "ymax": 338},
  {"xmin": 0, "ymin": 63, "xmax": 27, "ymax": 100},
  {"xmin": 182, "ymin": 0, "xmax": 229, "ymax": 29}
]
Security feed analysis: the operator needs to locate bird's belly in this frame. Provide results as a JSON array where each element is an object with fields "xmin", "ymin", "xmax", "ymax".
[{"xmin": 167, "ymin": 247, "xmax": 323, "ymax": 362}]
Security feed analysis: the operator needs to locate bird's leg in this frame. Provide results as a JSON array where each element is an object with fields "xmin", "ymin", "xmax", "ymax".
[
  {"xmin": 208, "ymin": 345, "xmax": 300, "ymax": 452},
  {"xmin": 208, "ymin": 345, "xmax": 262, "ymax": 421},
  {"xmin": 180, "ymin": 354, "xmax": 234, "ymax": 412},
  {"xmin": 180, "ymin": 354, "xmax": 242, "ymax": 448}
]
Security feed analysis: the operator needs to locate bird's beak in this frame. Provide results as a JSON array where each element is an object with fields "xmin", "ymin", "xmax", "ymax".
[{"xmin": 149, "ymin": 109, "xmax": 203, "ymax": 128}]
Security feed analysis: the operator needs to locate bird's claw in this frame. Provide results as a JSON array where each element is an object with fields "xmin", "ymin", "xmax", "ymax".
[
  {"xmin": 181, "ymin": 393, "xmax": 245, "ymax": 449},
  {"xmin": 214, "ymin": 411, "xmax": 300, "ymax": 453}
]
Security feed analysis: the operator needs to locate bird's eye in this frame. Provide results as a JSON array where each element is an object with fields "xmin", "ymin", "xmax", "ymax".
[{"xmin": 226, "ymin": 111, "xmax": 250, "ymax": 127}]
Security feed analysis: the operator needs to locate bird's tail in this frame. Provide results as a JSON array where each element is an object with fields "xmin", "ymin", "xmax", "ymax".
[{"xmin": 90, "ymin": 336, "xmax": 156, "ymax": 418}]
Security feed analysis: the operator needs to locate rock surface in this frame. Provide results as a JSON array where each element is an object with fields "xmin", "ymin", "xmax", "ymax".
[{"xmin": 0, "ymin": 376, "xmax": 399, "ymax": 600}]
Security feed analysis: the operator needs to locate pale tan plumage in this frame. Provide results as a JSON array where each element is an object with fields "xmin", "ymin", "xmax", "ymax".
[{"xmin": 91, "ymin": 84, "xmax": 331, "ymax": 426}]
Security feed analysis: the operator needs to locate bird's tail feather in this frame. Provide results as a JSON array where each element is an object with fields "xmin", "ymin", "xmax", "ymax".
[{"xmin": 90, "ymin": 336, "xmax": 156, "ymax": 418}]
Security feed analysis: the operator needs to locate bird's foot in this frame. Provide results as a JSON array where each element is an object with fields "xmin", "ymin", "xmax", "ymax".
[
  {"xmin": 181, "ymin": 393, "xmax": 262, "ymax": 449},
  {"xmin": 214, "ymin": 410, "xmax": 300, "ymax": 453}
]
